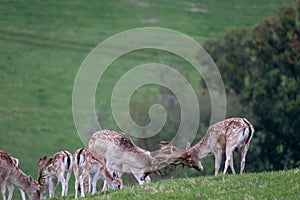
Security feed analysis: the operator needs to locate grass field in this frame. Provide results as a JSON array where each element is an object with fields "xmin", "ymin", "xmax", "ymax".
[
  {"xmin": 60, "ymin": 169, "xmax": 300, "ymax": 200},
  {"xmin": 0, "ymin": 0, "xmax": 295, "ymax": 199}
]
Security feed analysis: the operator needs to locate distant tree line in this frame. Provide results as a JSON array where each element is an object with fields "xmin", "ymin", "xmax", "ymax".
[{"xmin": 203, "ymin": 1, "xmax": 300, "ymax": 170}]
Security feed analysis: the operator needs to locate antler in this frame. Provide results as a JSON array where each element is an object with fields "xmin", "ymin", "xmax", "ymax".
[
  {"xmin": 154, "ymin": 141, "xmax": 189, "ymax": 165},
  {"xmin": 141, "ymin": 141, "xmax": 190, "ymax": 180},
  {"xmin": 170, "ymin": 160, "xmax": 192, "ymax": 170}
]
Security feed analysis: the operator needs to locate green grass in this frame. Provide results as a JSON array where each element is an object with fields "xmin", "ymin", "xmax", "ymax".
[
  {"xmin": 0, "ymin": 0, "xmax": 295, "ymax": 199},
  {"xmin": 58, "ymin": 169, "xmax": 300, "ymax": 200}
]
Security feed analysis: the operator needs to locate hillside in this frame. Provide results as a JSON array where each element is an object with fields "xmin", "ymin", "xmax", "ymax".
[{"xmin": 62, "ymin": 169, "xmax": 300, "ymax": 199}]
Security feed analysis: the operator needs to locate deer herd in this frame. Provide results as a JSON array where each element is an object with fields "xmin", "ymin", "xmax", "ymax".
[{"xmin": 0, "ymin": 117, "xmax": 254, "ymax": 199}]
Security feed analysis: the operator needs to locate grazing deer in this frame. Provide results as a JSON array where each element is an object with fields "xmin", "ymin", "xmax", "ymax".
[
  {"xmin": 101, "ymin": 163, "xmax": 151, "ymax": 191},
  {"xmin": 73, "ymin": 148, "xmax": 121, "ymax": 199},
  {"xmin": 0, "ymin": 150, "xmax": 41, "ymax": 200},
  {"xmin": 38, "ymin": 150, "xmax": 72, "ymax": 199},
  {"xmin": 88, "ymin": 130, "xmax": 184, "ymax": 188},
  {"xmin": 170, "ymin": 118, "xmax": 254, "ymax": 176},
  {"xmin": 6, "ymin": 156, "xmax": 26, "ymax": 200}
]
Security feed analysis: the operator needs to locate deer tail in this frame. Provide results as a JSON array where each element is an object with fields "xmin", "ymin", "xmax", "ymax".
[{"xmin": 242, "ymin": 118, "xmax": 254, "ymax": 144}]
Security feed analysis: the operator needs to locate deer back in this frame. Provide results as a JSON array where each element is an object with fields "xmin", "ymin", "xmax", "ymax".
[
  {"xmin": 188, "ymin": 118, "xmax": 252, "ymax": 156},
  {"xmin": 88, "ymin": 130, "xmax": 154, "ymax": 170}
]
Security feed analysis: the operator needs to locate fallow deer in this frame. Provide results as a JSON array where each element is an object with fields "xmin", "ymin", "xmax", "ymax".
[
  {"xmin": 73, "ymin": 148, "xmax": 121, "ymax": 199},
  {"xmin": 38, "ymin": 150, "xmax": 72, "ymax": 199},
  {"xmin": 6, "ymin": 156, "xmax": 26, "ymax": 200},
  {"xmin": 101, "ymin": 163, "xmax": 151, "ymax": 191},
  {"xmin": 88, "ymin": 130, "xmax": 185, "ymax": 188},
  {"xmin": 171, "ymin": 118, "xmax": 254, "ymax": 176},
  {"xmin": 0, "ymin": 150, "xmax": 41, "ymax": 200}
]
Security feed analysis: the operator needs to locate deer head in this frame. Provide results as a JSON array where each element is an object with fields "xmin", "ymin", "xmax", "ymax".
[
  {"xmin": 37, "ymin": 156, "xmax": 52, "ymax": 185},
  {"xmin": 141, "ymin": 141, "xmax": 190, "ymax": 180},
  {"xmin": 181, "ymin": 142, "xmax": 204, "ymax": 172}
]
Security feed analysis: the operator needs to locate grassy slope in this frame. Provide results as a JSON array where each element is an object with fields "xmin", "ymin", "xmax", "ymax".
[
  {"xmin": 64, "ymin": 169, "xmax": 300, "ymax": 200},
  {"xmin": 0, "ymin": 0, "xmax": 294, "ymax": 198}
]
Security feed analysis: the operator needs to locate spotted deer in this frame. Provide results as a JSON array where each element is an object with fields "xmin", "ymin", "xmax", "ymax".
[
  {"xmin": 6, "ymin": 156, "xmax": 26, "ymax": 200},
  {"xmin": 73, "ymin": 148, "xmax": 121, "ymax": 199},
  {"xmin": 0, "ymin": 150, "xmax": 41, "ymax": 200},
  {"xmin": 38, "ymin": 150, "xmax": 72, "ymax": 199},
  {"xmin": 168, "ymin": 118, "xmax": 254, "ymax": 176},
  {"xmin": 88, "ymin": 130, "xmax": 185, "ymax": 188}
]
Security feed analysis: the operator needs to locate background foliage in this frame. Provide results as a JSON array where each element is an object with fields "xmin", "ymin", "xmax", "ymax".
[{"xmin": 203, "ymin": 1, "xmax": 300, "ymax": 170}]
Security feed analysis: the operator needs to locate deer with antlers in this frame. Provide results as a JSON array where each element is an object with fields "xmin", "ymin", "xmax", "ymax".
[
  {"xmin": 0, "ymin": 150, "xmax": 41, "ymax": 200},
  {"xmin": 73, "ymin": 148, "xmax": 121, "ymax": 199},
  {"xmin": 163, "ymin": 118, "xmax": 254, "ymax": 176},
  {"xmin": 38, "ymin": 150, "xmax": 73, "ymax": 199},
  {"xmin": 88, "ymin": 130, "xmax": 187, "ymax": 188}
]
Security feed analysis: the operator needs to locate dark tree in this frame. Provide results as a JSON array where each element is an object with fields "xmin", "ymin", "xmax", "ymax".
[{"xmin": 203, "ymin": 1, "xmax": 300, "ymax": 170}]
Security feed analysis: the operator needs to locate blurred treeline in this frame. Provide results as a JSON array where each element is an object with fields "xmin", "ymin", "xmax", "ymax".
[
  {"xmin": 129, "ymin": 1, "xmax": 300, "ymax": 178},
  {"xmin": 203, "ymin": 1, "xmax": 300, "ymax": 171}
]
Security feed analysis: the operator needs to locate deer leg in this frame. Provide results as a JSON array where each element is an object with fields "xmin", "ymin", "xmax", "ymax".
[
  {"xmin": 224, "ymin": 148, "xmax": 236, "ymax": 175},
  {"xmin": 79, "ymin": 172, "xmax": 88, "ymax": 198},
  {"xmin": 40, "ymin": 178, "xmax": 48, "ymax": 200},
  {"xmin": 0, "ymin": 181, "xmax": 7, "ymax": 200},
  {"xmin": 91, "ymin": 175, "xmax": 96, "ymax": 195},
  {"xmin": 102, "ymin": 180, "xmax": 108, "ymax": 192},
  {"xmin": 79, "ymin": 178, "xmax": 86, "ymax": 198},
  {"xmin": 87, "ymin": 175, "xmax": 92, "ymax": 193},
  {"xmin": 7, "ymin": 183, "xmax": 24, "ymax": 200},
  {"xmin": 48, "ymin": 176, "xmax": 58, "ymax": 198},
  {"xmin": 240, "ymin": 144, "xmax": 249, "ymax": 174},
  {"xmin": 74, "ymin": 182, "xmax": 79, "ymax": 199},
  {"xmin": 229, "ymin": 154, "xmax": 236, "ymax": 174},
  {"xmin": 56, "ymin": 173, "xmax": 67, "ymax": 197},
  {"xmin": 214, "ymin": 151, "xmax": 222, "ymax": 176},
  {"xmin": 91, "ymin": 173, "xmax": 99, "ymax": 195},
  {"xmin": 74, "ymin": 168, "xmax": 80, "ymax": 199},
  {"xmin": 48, "ymin": 177, "xmax": 54, "ymax": 198},
  {"xmin": 6, "ymin": 182, "xmax": 14, "ymax": 200},
  {"xmin": 64, "ymin": 171, "xmax": 71, "ymax": 196},
  {"xmin": 19, "ymin": 189, "xmax": 26, "ymax": 200}
]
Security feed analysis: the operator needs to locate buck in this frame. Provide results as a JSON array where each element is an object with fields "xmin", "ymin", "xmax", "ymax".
[
  {"xmin": 38, "ymin": 150, "xmax": 73, "ymax": 199},
  {"xmin": 6, "ymin": 156, "xmax": 26, "ymax": 200},
  {"xmin": 169, "ymin": 118, "xmax": 254, "ymax": 176},
  {"xmin": 88, "ymin": 130, "xmax": 185, "ymax": 188},
  {"xmin": 0, "ymin": 150, "xmax": 41, "ymax": 200},
  {"xmin": 73, "ymin": 148, "xmax": 121, "ymax": 199}
]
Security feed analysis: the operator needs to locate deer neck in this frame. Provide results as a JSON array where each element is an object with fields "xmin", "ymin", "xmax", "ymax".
[
  {"xmin": 123, "ymin": 150, "xmax": 153, "ymax": 169},
  {"xmin": 102, "ymin": 166, "xmax": 114, "ymax": 182},
  {"xmin": 191, "ymin": 135, "xmax": 216, "ymax": 159},
  {"xmin": 9, "ymin": 167, "xmax": 33, "ymax": 192}
]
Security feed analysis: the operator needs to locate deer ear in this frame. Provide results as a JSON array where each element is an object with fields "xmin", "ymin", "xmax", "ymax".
[
  {"xmin": 29, "ymin": 176, "xmax": 34, "ymax": 182},
  {"xmin": 39, "ymin": 156, "xmax": 47, "ymax": 161},
  {"xmin": 186, "ymin": 142, "xmax": 191, "ymax": 150},
  {"xmin": 112, "ymin": 172, "xmax": 117, "ymax": 178}
]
